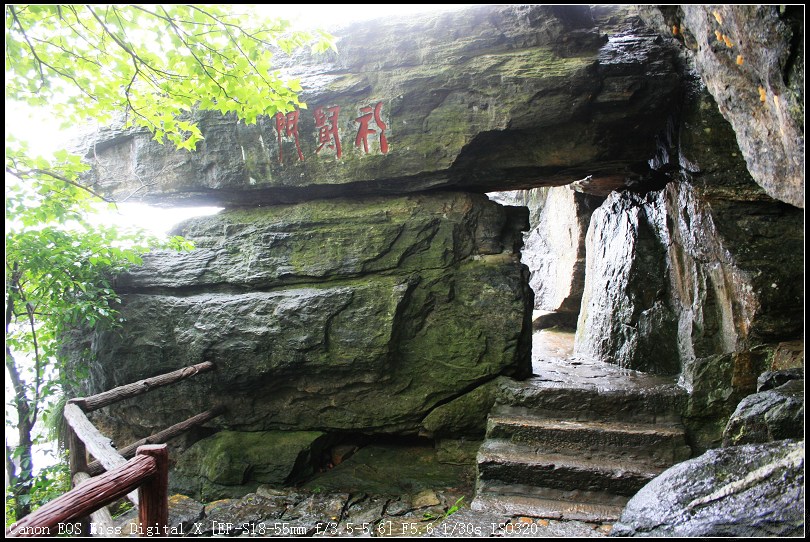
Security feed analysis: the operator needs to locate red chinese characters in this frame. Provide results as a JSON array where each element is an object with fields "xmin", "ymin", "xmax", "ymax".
[
  {"xmin": 272, "ymin": 101, "xmax": 390, "ymax": 164},
  {"xmin": 274, "ymin": 110, "xmax": 304, "ymax": 164},
  {"xmin": 314, "ymin": 105, "xmax": 342, "ymax": 159},
  {"xmin": 354, "ymin": 101, "xmax": 389, "ymax": 154}
]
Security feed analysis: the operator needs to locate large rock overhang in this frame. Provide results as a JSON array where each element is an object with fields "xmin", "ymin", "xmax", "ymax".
[{"xmin": 77, "ymin": 5, "xmax": 683, "ymax": 207}]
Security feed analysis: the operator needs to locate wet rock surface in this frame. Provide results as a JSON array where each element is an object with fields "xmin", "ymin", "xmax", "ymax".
[
  {"xmin": 612, "ymin": 439, "xmax": 805, "ymax": 537},
  {"xmin": 574, "ymin": 190, "xmax": 680, "ymax": 375},
  {"xmin": 491, "ymin": 187, "xmax": 604, "ymax": 323},
  {"xmin": 722, "ymin": 379, "xmax": 804, "ymax": 447},
  {"xmin": 575, "ymin": 174, "xmax": 802, "ymax": 382},
  {"xmin": 78, "ymin": 5, "xmax": 682, "ymax": 206},
  {"xmin": 474, "ymin": 329, "xmax": 690, "ymax": 523},
  {"xmin": 68, "ymin": 193, "xmax": 532, "ymax": 454},
  {"xmin": 572, "ymin": 81, "xmax": 804, "ymax": 450},
  {"xmin": 522, "ymin": 188, "xmax": 602, "ymax": 318},
  {"xmin": 643, "ymin": 6, "xmax": 804, "ymax": 208},
  {"xmin": 758, "ymin": 367, "xmax": 804, "ymax": 392}
]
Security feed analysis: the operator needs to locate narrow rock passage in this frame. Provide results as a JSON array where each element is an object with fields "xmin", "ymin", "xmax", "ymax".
[{"xmin": 463, "ymin": 324, "xmax": 690, "ymax": 536}]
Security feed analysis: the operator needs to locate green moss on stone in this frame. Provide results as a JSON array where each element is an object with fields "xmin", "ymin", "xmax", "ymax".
[
  {"xmin": 173, "ymin": 430, "xmax": 330, "ymax": 500},
  {"xmin": 421, "ymin": 380, "xmax": 499, "ymax": 438}
]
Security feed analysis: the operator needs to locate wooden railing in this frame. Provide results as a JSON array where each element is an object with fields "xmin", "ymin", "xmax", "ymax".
[
  {"xmin": 7, "ymin": 362, "xmax": 221, "ymax": 538},
  {"xmin": 7, "ymin": 445, "xmax": 168, "ymax": 538}
]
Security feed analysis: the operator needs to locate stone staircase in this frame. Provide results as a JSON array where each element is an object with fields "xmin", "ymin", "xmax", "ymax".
[{"xmin": 472, "ymin": 356, "xmax": 692, "ymax": 522}]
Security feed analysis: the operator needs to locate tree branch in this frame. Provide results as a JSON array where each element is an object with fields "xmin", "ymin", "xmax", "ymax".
[
  {"xmin": 25, "ymin": 300, "xmax": 43, "ymax": 427},
  {"xmin": 30, "ymin": 36, "xmax": 102, "ymax": 68},
  {"xmin": 5, "ymin": 441, "xmax": 20, "ymax": 490},
  {"xmin": 188, "ymin": 6, "xmax": 274, "ymax": 90},
  {"xmin": 187, "ymin": 5, "xmax": 289, "ymax": 48},
  {"xmin": 6, "ymin": 165, "xmax": 117, "ymax": 205},
  {"xmin": 10, "ymin": 6, "xmax": 97, "ymax": 102},
  {"xmin": 157, "ymin": 5, "xmax": 237, "ymax": 101},
  {"xmin": 8, "ymin": 6, "xmax": 46, "ymax": 90}
]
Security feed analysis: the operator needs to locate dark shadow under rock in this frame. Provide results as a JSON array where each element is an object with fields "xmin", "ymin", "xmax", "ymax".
[{"xmin": 300, "ymin": 443, "xmax": 474, "ymax": 496}]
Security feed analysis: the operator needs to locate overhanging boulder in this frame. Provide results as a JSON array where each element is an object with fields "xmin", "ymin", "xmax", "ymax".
[{"xmin": 76, "ymin": 5, "xmax": 682, "ymax": 206}]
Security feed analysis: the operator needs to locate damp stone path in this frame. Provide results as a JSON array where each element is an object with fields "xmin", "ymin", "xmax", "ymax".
[{"xmin": 471, "ymin": 326, "xmax": 691, "ymax": 526}]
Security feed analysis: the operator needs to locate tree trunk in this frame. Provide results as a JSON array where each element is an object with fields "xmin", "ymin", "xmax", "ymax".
[{"xmin": 5, "ymin": 347, "xmax": 35, "ymax": 520}]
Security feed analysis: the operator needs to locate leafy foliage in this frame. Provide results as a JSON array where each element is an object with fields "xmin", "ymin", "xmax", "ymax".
[
  {"xmin": 6, "ymin": 4, "xmax": 335, "ymax": 149},
  {"xmin": 422, "ymin": 496, "xmax": 466, "ymax": 523},
  {"xmin": 5, "ymin": 457, "xmax": 71, "ymax": 527},
  {"xmin": 5, "ymin": 143, "xmax": 178, "ymax": 519}
]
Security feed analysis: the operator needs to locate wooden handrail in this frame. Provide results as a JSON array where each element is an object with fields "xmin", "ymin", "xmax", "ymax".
[
  {"xmin": 72, "ymin": 472, "xmax": 115, "ymax": 533},
  {"xmin": 85, "ymin": 406, "xmax": 225, "ymax": 476},
  {"xmin": 30, "ymin": 362, "xmax": 218, "ymax": 537},
  {"xmin": 69, "ymin": 361, "xmax": 214, "ymax": 412},
  {"xmin": 63, "ymin": 403, "xmax": 137, "ymax": 505},
  {"xmin": 6, "ymin": 445, "xmax": 168, "ymax": 538}
]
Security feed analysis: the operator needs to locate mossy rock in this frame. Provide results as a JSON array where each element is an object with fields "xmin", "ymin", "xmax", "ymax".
[
  {"xmin": 173, "ymin": 431, "xmax": 330, "ymax": 501},
  {"xmin": 420, "ymin": 380, "xmax": 500, "ymax": 439},
  {"xmin": 301, "ymin": 444, "xmax": 473, "ymax": 496}
]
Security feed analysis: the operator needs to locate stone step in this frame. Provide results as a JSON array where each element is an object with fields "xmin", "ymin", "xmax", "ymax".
[
  {"xmin": 477, "ymin": 480, "xmax": 630, "ymax": 509},
  {"xmin": 486, "ymin": 415, "xmax": 691, "ymax": 468},
  {"xmin": 493, "ymin": 383, "xmax": 686, "ymax": 425},
  {"xmin": 477, "ymin": 439, "xmax": 663, "ymax": 496},
  {"xmin": 471, "ymin": 491, "xmax": 627, "ymax": 522},
  {"xmin": 495, "ymin": 358, "xmax": 687, "ymax": 425}
]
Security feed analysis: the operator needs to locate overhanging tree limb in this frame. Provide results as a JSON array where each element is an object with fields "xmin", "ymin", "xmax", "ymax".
[{"xmin": 6, "ymin": 166, "xmax": 116, "ymax": 204}]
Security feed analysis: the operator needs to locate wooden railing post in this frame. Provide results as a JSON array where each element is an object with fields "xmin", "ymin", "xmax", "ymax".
[
  {"xmin": 136, "ymin": 445, "xmax": 168, "ymax": 537},
  {"xmin": 67, "ymin": 425, "xmax": 90, "ymax": 535},
  {"xmin": 67, "ymin": 424, "xmax": 87, "ymax": 482}
]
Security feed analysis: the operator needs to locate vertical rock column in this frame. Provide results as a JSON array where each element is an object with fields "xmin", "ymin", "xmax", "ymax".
[
  {"xmin": 491, "ymin": 187, "xmax": 604, "ymax": 329},
  {"xmin": 574, "ymin": 190, "xmax": 680, "ymax": 375},
  {"xmin": 573, "ymin": 82, "xmax": 803, "ymax": 451}
]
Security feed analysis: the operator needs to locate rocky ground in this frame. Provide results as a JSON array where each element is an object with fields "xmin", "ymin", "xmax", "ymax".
[
  {"xmin": 115, "ymin": 488, "xmax": 613, "ymax": 537},
  {"xmin": 109, "ymin": 328, "xmax": 616, "ymax": 537}
]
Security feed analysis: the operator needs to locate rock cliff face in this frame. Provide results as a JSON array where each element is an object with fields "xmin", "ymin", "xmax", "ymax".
[
  {"xmin": 77, "ymin": 5, "xmax": 681, "ymax": 206},
  {"xmin": 65, "ymin": 4, "xmax": 804, "ymax": 507},
  {"xmin": 573, "ymin": 79, "xmax": 803, "ymax": 450},
  {"xmin": 642, "ymin": 5, "xmax": 804, "ymax": 209},
  {"xmin": 79, "ymin": 193, "xmax": 531, "ymax": 444},
  {"xmin": 524, "ymin": 189, "xmax": 602, "ymax": 318}
]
